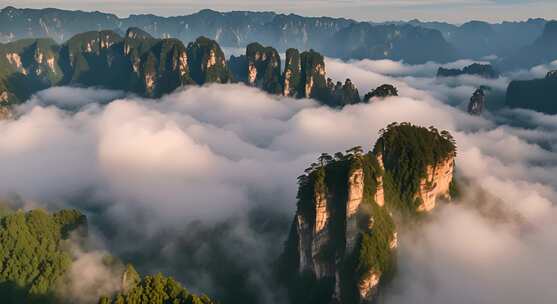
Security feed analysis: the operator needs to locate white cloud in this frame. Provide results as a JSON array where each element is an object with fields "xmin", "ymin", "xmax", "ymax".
[{"xmin": 1, "ymin": 56, "xmax": 556, "ymax": 303}]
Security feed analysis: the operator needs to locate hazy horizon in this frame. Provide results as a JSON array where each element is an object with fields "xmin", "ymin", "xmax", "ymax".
[{"xmin": 1, "ymin": 0, "xmax": 556, "ymax": 24}]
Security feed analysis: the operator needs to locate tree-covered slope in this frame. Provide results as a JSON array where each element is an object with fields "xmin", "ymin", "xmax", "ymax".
[
  {"xmin": 0, "ymin": 208, "xmax": 86, "ymax": 303},
  {"xmin": 98, "ymin": 272, "xmax": 214, "ymax": 304},
  {"xmin": 0, "ymin": 206, "xmax": 217, "ymax": 304}
]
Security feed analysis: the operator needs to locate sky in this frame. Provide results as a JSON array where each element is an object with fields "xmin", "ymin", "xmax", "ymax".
[{"xmin": 1, "ymin": 0, "xmax": 556, "ymax": 23}]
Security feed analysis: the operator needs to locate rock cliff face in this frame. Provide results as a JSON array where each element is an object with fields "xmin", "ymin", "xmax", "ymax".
[
  {"xmin": 468, "ymin": 88, "xmax": 486, "ymax": 115},
  {"xmin": 245, "ymin": 42, "xmax": 282, "ymax": 94},
  {"xmin": 283, "ymin": 48, "xmax": 301, "ymax": 97},
  {"xmin": 186, "ymin": 36, "xmax": 231, "ymax": 85},
  {"xmin": 506, "ymin": 70, "xmax": 557, "ymax": 114},
  {"xmin": 363, "ymin": 84, "xmax": 398, "ymax": 102},
  {"xmin": 281, "ymin": 123, "xmax": 457, "ymax": 304},
  {"xmin": 415, "ymin": 156, "xmax": 454, "ymax": 212},
  {"xmin": 299, "ymin": 50, "xmax": 328, "ymax": 100},
  {"xmin": 228, "ymin": 44, "xmax": 357, "ymax": 106},
  {"xmin": 287, "ymin": 152, "xmax": 394, "ymax": 304},
  {"xmin": 328, "ymin": 78, "xmax": 361, "ymax": 107}
]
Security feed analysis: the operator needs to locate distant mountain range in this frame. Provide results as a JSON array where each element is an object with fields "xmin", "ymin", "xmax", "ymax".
[
  {"xmin": 405, "ymin": 18, "xmax": 548, "ymax": 60},
  {"xmin": 2, "ymin": 6, "xmax": 555, "ymax": 68},
  {"xmin": 0, "ymin": 6, "xmax": 453, "ymax": 64}
]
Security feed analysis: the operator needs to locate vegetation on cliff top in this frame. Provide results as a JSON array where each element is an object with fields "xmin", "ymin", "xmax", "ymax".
[
  {"xmin": 374, "ymin": 122, "xmax": 456, "ymax": 215},
  {"xmin": 288, "ymin": 148, "xmax": 395, "ymax": 304},
  {"xmin": 98, "ymin": 272, "xmax": 214, "ymax": 304}
]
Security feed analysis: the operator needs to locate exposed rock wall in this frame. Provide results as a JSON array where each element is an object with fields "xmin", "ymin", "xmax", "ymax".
[
  {"xmin": 245, "ymin": 42, "xmax": 282, "ymax": 94},
  {"xmin": 287, "ymin": 155, "xmax": 392, "ymax": 304},
  {"xmin": 416, "ymin": 157, "xmax": 454, "ymax": 212},
  {"xmin": 282, "ymin": 48, "xmax": 301, "ymax": 97},
  {"xmin": 295, "ymin": 185, "xmax": 333, "ymax": 279},
  {"xmin": 374, "ymin": 123, "xmax": 456, "ymax": 214},
  {"xmin": 346, "ymin": 168, "xmax": 364, "ymax": 253},
  {"xmin": 468, "ymin": 88, "xmax": 485, "ymax": 115},
  {"xmin": 358, "ymin": 271, "xmax": 380, "ymax": 301}
]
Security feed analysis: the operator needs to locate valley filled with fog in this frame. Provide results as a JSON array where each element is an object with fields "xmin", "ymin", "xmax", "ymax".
[{"xmin": 1, "ymin": 54, "xmax": 556, "ymax": 303}]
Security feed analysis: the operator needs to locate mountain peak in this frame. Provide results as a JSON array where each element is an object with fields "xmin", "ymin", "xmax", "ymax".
[{"xmin": 125, "ymin": 27, "xmax": 153, "ymax": 40}]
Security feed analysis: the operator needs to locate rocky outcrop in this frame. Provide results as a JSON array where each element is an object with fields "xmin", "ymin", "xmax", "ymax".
[
  {"xmin": 468, "ymin": 88, "xmax": 486, "ymax": 115},
  {"xmin": 437, "ymin": 63, "xmax": 499, "ymax": 79},
  {"xmin": 374, "ymin": 122, "xmax": 456, "ymax": 215},
  {"xmin": 328, "ymin": 78, "xmax": 361, "ymax": 107},
  {"xmin": 282, "ymin": 48, "xmax": 301, "ymax": 97},
  {"xmin": 245, "ymin": 42, "xmax": 282, "ymax": 94},
  {"xmin": 363, "ymin": 84, "xmax": 398, "ymax": 102},
  {"xmin": 281, "ymin": 123, "xmax": 457, "ymax": 304},
  {"xmin": 1, "ymin": 29, "xmax": 368, "ymax": 107},
  {"xmin": 299, "ymin": 50, "xmax": 327, "ymax": 99},
  {"xmin": 506, "ymin": 70, "xmax": 557, "ymax": 114},
  {"xmin": 295, "ymin": 188, "xmax": 333, "ymax": 279},
  {"xmin": 283, "ymin": 152, "xmax": 394, "ymax": 304},
  {"xmin": 186, "ymin": 36, "xmax": 231, "ymax": 85}
]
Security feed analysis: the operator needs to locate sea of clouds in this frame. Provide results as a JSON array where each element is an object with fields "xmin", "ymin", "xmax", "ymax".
[{"xmin": 0, "ymin": 58, "xmax": 556, "ymax": 303}]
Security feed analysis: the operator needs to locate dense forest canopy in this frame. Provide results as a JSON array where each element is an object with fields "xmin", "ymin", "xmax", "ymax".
[
  {"xmin": 374, "ymin": 122, "xmax": 457, "ymax": 215},
  {"xmin": 0, "ymin": 208, "xmax": 86, "ymax": 303}
]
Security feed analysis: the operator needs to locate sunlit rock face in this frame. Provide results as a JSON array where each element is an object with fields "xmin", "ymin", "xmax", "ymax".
[
  {"xmin": 416, "ymin": 157, "xmax": 455, "ymax": 212},
  {"xmin": 282, "ymin": 48, "xmax": 301, "ymax": 97},
  {"xmin": 300, "ymin": 50, "xmax": 327, "ymax": 99},
  {"xmin": 374, "ymin": 123, "xmax": 456, "ymax": 214},
  {"xmin": 245, "ymin": 42, "xmax": 283, "ymax": 94},
  {"xmin": 346, "ymin": 168, "xmax": 365, "ymax": 253},
  {"xmin": 281, "ymin": 124, "xmax": 457, "ymax": 304},
  {"xmin": 281, "ymin": 148, "xmax": 397, "ymax": 304},
  {"xmin": 358, "ymin": 271, "xmax": 380, "ymax": 301},
  {"xmin": 186, "ymin": 36, "xmax": 231, "ymax": 85}
]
